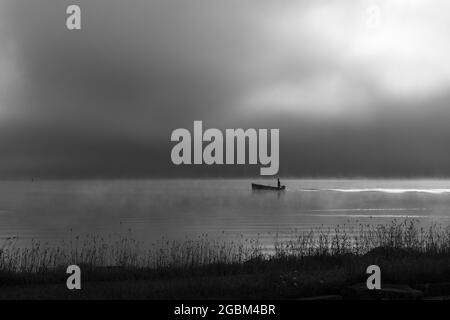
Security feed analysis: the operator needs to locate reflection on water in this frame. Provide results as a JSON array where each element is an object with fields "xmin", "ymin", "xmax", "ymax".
[{"xmin": 0, "ymin": 179, "xmax": 450, "ymax": 248}]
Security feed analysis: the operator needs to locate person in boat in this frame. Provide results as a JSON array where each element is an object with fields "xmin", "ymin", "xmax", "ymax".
[{"xmin": 277, "ymin": 178, "xmax": 280, "ymax": 188}]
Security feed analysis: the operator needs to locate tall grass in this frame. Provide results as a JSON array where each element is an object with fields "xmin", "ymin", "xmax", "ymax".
[
  {"xmin": 274, "ymin": 219, "xmax": 450, "ymax": 258},
  {"xmin": 1, "ymin": 219, "xmax": 450, "ymax": 273},
  {"xmin": 0, "ymin": 232, "xmax": 263, "ymax": 272}
]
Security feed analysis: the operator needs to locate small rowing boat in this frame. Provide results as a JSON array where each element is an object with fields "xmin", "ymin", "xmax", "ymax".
[{"xmin": 251, "ymin": 183, "xmax": 286, "ymax": 191}]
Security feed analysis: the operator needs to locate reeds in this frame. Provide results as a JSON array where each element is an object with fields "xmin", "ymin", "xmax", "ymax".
[{"xmin": 1, "ymin": 219, "xmax": 450, "ymax": 273}]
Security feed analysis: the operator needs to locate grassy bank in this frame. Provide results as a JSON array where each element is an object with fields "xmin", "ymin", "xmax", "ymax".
[{"xmin": 1, "ymin": 219, "xmax": 450, "ymax": 299}]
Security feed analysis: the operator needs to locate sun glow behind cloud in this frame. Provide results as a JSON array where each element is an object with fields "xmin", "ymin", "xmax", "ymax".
[{"xmin": 240, "ymin": 0, "xmax": 450, "ymax": 119}]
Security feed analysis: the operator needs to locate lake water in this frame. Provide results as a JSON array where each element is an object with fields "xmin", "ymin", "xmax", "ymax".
[{"xmin": 1, "ymin": 179, "xmax": 450, "ymax": 248}]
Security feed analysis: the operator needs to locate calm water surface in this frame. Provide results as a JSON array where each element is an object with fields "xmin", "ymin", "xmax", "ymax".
[{"xmin": 1, "ymin": 179, "xmax": 450, "ymax": 248}]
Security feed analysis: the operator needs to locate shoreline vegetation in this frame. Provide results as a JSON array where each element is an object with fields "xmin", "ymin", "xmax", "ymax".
[{"xmin": 1, "ymin": 219, "xmax": 450, "ymax": 299}]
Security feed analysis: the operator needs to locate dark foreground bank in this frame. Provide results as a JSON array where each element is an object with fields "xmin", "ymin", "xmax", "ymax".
[
  {"xmin": 1, "ymin": 220, "xmax": 450, "ymax": 299},
  {"xmin": 1, "ymin": 249, "xmax": 450, "ymax": 299}
]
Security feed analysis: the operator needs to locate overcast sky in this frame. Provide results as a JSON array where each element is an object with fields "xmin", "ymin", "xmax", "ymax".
[{"xmin": 1, "ymin": 0, "xmax": 450, "ymax": 178}]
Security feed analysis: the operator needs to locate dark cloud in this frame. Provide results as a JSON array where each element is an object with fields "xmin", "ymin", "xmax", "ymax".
[{"xmin": 1, "ymin": 0, "xmax": 450, "ymax": 178}]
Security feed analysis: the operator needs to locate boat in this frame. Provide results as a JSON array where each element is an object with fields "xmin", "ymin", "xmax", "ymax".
[{"xmin": 251, "ymin": 183, "xmax": 286, "ymax": 191}]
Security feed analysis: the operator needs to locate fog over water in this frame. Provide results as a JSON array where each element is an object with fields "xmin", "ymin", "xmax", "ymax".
[{"xmin": 1, "ymin": 179, "xmax": 450, "ymax": 249}]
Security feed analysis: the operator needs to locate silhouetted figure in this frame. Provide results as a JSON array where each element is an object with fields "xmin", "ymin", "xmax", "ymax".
[{"xmin": 277, "ymin": 178, "xmax": 280, "ymax": 188}]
